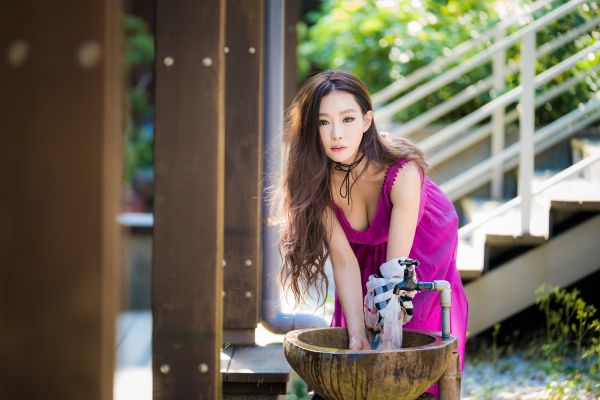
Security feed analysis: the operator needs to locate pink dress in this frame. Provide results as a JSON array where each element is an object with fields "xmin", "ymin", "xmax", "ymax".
[{"xmin": 329, "ymin": 158, "xmax": 468, "ymax": 374}]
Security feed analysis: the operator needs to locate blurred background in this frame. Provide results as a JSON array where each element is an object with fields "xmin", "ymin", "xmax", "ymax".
[
  {"xmin": 117, "ymin": 0, "xmax": 600, "ymax": 399},
  {"xmin": 2, "ymin": 0, "xmax": 599, "ymax": 399}
]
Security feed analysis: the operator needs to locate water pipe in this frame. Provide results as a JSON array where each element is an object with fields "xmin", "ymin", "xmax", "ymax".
[
  {"xmin": 260, "ymin": 0, "xmax": 329, "ymax": 334},
  {"xmin": 393, "ymin": 260, "xmax": 452, "ymax": 340}
]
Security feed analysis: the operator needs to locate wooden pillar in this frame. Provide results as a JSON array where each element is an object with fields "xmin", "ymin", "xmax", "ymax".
[
  {"xmin": 153, "ymin": 0, "xmax": 225, "ymax": 399},
  {"xmin": 223, "ymin": 0, "xmax": 264, "ymax": 345},
  {"xmin": 438, "ymin": 352, "xmax": 462, "ymax": 400},
  {"xmin": 0, "ymin": 1, "xmax": 122, "ymax": 399},
  {"xmin": 283, "ymin": 0, "xmax": 300, "ymax": 110}
]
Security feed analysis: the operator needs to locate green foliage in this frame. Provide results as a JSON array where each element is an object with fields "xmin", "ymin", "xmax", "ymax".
[
  {"xmin": 298, "ymin": 0, "xmax": 600, "ymax": 125},
  {"xmin": 287, "ymin": 373, "xmax": 312, "ymax": 399},
  {"xmin": 465, "ymin": 285, "xmax": 599, "ymax": 398},
  {"xmin": 535, "ymin": 284, "xmax": 600, "ymax": 373},
  {"xmin": 491, "ymin": 322, "xmax": 501, "ymax": 367},
  {"xmin": 123, "ymin": 14, "xmax": 154, "ymax": 185},
  {"xmin": 124, "ymin": 15, "xmax": 154, "ymax": 68},
  {"xmin": 299, "ymin": 0, "xmax": 498, "ymax": 122},
  {"xmin": 524, "ymin": 2, "xmax": 600, "ymax": 127},
  {"xmin": 583, "ymin": 319, "xmax": 600, "ymax": 375}
]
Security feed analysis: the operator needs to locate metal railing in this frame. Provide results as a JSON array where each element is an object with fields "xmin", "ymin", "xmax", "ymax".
[
  {"xmin": 374, "ymin": 0, "xmax": 587, "ymax": 121},
  {"xmin": 390, "ymin": 15, "xmax": 600, "ymax": 139},
  {"xmin": 417, "ymin": 42, "xmax": 600, "ymax": 153},
  {"xmin": 458, "ymin": 151, "xmax": 600, "ymax": 238},
  {"xmin": 427, "ymin": 62, "xmax": 600, "ymax": 167},
  {"xmin": 372, "ymin": 0, "xmax": 599, "ymax": 234},
  {"xmin": 371, "ymin": 0, "xmax": 557, "ymax": 107},
  {"xmin": 440, "ymin": 94, "xmax": 600, "ymax": 199}
]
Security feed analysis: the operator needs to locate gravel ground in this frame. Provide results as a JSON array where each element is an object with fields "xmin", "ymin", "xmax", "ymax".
[{"xmin": 462, "ymin": 353, "xmax": 599, "ymax": 400}]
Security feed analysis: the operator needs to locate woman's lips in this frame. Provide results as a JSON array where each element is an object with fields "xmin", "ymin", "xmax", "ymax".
[{"xmin": 331, "ymin": 146, "xmax": 346, "ymax": 152}]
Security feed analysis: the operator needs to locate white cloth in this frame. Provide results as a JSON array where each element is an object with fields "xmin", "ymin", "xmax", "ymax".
[{"xmin": 363, "ymin": 258, "xmax": 417, "ymax": 333}]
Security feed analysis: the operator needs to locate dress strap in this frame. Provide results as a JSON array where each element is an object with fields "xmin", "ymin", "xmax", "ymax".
[{"xmin": 384, "ymin": 158, "xmax": 409, "ymax": 197}]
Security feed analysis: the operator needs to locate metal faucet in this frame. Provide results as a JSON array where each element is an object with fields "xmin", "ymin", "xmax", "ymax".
[{"xmin": 392, "ymin": 258, "xmax": 452, "ymax": 340}]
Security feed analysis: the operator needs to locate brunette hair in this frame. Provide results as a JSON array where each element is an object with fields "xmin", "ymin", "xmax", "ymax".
[{"xmin": 272, "ymin": 70, "xmax": 427, "ymax": 307}]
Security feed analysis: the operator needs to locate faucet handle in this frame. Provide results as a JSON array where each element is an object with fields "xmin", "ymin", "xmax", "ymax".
[
  {"xmin": 397, "ymin": 258, "xmax": 419, "ymax": 281},
  {"xmin": 380, "ymin": 258, "xmax": 421, "ymax": 279},
  {"xmin": 398, "ymin": 258, "xmax": 420, "ymax": 268}
]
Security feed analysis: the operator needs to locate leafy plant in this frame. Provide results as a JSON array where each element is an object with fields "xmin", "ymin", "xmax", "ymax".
[
  {"xmin": 298, "ymin": 0, "xmax": 600, "ymax": 125},
  {"xmin": 123, "ymin": 14, "xmax": 154, "ymax": 185},
  {"xmin": 581, "ymin": 316, "xmax": 600, "ymax": 375},
  {"xmin": 491, "ymin": 322, "xmax": 501, "ymax": 367},
  {"xmin": 287, "ymin": 373, "xmax": 312, "ymax": 399},
  {"xmin": 535, "ymin": 284, "xmax": 600, "ymax": 367},
  {"xmin": 464, "ymin": 285, "xmax": 599, "ymax": 398}
]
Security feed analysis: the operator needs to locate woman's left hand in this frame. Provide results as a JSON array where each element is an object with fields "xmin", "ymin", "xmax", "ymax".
[{"xmin": 349, "ymin": 334, "xmax": 371, "ymax": 350}]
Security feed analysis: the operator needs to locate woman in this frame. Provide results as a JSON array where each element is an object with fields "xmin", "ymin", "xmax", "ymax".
[{"xmin": 273, "ymin": 70, "xmax": 468, "ymax": 395}]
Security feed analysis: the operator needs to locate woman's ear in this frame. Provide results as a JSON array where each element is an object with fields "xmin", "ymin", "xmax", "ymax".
[{"xmin": 363, "ymin": 110, "xmax": 374, "ymax": 132}]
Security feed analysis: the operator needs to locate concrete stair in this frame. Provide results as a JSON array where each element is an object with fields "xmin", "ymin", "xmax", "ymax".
[
  {"xmin": 457, "ymin": 178, "xmax": 600, "ymax": 280},
  {"xmin": 455, "ymin": 137, "xmax": 600, "ymax": 336},
  {"xmin": 465, "ymin": 213, "xmax": 600, "ymax": 336}
]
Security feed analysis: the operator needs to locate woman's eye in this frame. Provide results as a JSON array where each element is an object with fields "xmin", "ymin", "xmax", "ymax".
[
  {"xmin": 343, "ymin": 117, "xmax": 355, "ymax": 123},
  {"xmin": 319, "ymin": 120, "xmax": 329, "ymax": 126}
]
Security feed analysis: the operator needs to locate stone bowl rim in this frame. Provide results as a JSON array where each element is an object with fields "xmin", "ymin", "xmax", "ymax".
[{"xmin": 284, "ymin": 327, "xmax": 457, "ymax": 355}]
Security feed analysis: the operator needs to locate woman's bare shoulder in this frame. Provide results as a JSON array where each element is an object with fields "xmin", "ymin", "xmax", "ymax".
[{"xmin": 390, "ymin": 160, "xmax": 422, "ymax": 203}]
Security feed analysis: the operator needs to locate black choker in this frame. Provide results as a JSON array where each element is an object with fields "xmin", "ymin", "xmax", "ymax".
[{"xmin": 334, "ymin": 155, "xmax": 364, "ymax": 206}]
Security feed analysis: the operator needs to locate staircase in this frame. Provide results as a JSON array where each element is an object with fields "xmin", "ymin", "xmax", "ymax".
[{"xmin": 372, "ymin": 0, "xmax": 600, "ymax": 336}]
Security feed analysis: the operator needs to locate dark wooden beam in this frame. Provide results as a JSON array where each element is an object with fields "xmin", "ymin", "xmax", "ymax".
[
  {"xmin": 223, "ymin": 0, "xmax": 264, "ymax": 344},
  {"xmin": 0, "ymin": 1, "xmax": 122, "ymax": 399},
  {"xmin": 153, "ymin": 0, "xmax": 225, "ymax": 398},
  {"xmin": 284, "ymin": 0, "xmax": 300, "ymax": 110}
]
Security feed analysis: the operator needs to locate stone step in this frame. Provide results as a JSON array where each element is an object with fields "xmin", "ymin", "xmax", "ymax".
[{"xmin": 457, "ymin": 178, "xmax": 600, "ymax": 280}]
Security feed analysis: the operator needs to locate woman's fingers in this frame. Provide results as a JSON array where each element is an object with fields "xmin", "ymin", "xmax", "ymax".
[{"xmin": 349, "ymin": 335, "xmax": 371, "ymax": 350}]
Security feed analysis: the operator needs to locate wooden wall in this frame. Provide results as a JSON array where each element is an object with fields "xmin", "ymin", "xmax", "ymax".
[
  {"xmin": 0, "ymin": 0, "xmax": 284, "ymax": 398},
  {"xmin": 223, "ymin": 0, "xmax": 264, "ymax": 344},
  {"xmin": 153, "ymin": 0, "xmax": 225, "ymax": 398},
  {"xmin": 0, "ymin": 1, "xmax": 122, "ymax": 399}
]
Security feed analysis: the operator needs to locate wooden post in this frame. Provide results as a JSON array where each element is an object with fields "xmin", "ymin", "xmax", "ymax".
[
  {"xmin": 438, "ymin": 352, "xmax": 462, "ymax": 400},
  {"xmin": 0, "ymin": 1, "xmax": 122, "ymax": 399},
  {"xmin": 283, "ymin": 0, "xmax": 300, "ymax": 110},
  {"xmin": 223, "ymin": 0, "xmax": 264, "ymax": 345},
  {"xmin": 153, "ymin": 0, "xmax": 225, "ymax": 398}
]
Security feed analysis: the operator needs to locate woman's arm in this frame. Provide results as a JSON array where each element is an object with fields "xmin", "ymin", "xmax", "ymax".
[
  {"xmin": 322, "ymin": 207, "xmax": 370, "ymax": 350},
  {"xmin": 387, "ymin": 161, "xmax": 423, "ymax": 261}
]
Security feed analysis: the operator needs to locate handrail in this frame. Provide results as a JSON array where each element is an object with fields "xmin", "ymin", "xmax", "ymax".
[
  {"xmin": 418, "ymin": 41, "xmax": 600, "ymax": 153},
  {"xmin": 458, "ymin": 151, "xmax": 600, "ymax": 237},
  {"xmin": 371, "ymin": 0, "xmax": 557, "ymax": 107},
  {"xmin": 375, "ymin": 0, "xmax": 587, "ymax": 121},
  {"xmin": 446, "ymin": 109, "xmax": 600, "ymax": 200},
  {"xmin": 366, "ymin": 0, "xmax": 599, "ymax": 238},
  {"xmin": 441, "ymin": 95, "xmax": 600, "ymax": 200},
  {"xmin": 390, "ymin": 15, "xmax": 600, "ymax": 138},
  {"xmin": 427, "ymin": 61, "xmax": 600, "ymax": 167}
]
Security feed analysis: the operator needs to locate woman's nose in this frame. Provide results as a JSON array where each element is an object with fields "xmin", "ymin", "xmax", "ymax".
[{"xmin": 331, "ymin": 123, "xmax": 342, "ymax": 140}]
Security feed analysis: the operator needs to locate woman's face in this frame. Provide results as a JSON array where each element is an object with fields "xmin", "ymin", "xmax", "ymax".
[{"xmin": 318, "ymin": 90, "xmax": 373, "ymax": 164}]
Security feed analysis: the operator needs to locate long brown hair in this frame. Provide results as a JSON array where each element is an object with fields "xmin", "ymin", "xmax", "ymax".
[{"xmin": 272, "ymin": 70, "xmax": 427, "ymax": 308}]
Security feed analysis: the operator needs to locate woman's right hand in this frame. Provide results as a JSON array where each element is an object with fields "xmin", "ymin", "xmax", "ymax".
[{"xmin": 349, "ymin": 334, "xmax": 371, "ymax": 350}]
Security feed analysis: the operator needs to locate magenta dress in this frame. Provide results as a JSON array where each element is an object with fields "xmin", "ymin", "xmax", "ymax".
[{"xmin": 329, "ymin": 158, "xmax": 468, "ymax": 374}]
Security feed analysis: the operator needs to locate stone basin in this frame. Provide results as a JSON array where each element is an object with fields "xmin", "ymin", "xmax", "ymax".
[{"xmin": 284, "ymin": 327, "xmax": 457, "ymax": 400}]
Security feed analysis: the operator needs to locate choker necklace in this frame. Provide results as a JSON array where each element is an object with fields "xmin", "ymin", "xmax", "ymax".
[{"xmin": 334, "ymin": 155, "xmax": 364, "ymax": 206}]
